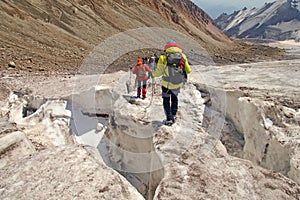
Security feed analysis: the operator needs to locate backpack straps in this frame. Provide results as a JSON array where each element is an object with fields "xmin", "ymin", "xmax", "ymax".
[{"xmin": 166, "ymin": 52, "xmax": 184, "ymax": 69}]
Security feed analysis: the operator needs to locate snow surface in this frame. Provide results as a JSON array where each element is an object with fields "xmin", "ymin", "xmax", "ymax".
[{"xmin": 1, "ymin": 41, "xmax": 300, "ymax": 199}]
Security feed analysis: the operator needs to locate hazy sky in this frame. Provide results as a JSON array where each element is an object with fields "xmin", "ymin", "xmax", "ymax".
[{"xmin": 192, "ymin": 0, "xmax": 275, "ymax": 19}]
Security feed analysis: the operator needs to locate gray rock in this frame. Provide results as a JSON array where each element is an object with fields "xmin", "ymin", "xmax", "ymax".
[{"xmin": 8, "ymin": 61, "xmax": 16, "ymax": 68}]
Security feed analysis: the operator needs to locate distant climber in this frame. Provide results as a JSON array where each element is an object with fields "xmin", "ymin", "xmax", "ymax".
[
  {"xmin": 154, "ymin": 53, "xmax": 159, "ymax": 63},
  {"xmin": 132, "ymin": 58, "xmax": 152, "ymax": 99},
  {"xmin": 148, "ymin": 56, "xmax": 156, "ymax": 71},
  {"xmin": 151, "ymin": 40, "xmax": 191, "ymax": 126},
  {"xmin": 142, "ymin": 57, "xmax": 149, "ymax": 65}
]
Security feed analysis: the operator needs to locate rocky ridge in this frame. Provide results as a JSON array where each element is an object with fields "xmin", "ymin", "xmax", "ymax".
[{"xmin": 0, "ymin": 0, "xmax": 284, "ymax": 75}]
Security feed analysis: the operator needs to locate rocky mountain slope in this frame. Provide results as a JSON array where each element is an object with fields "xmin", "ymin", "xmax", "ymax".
[
  {"xmin": 215, "ymin": 0, "xmax": 300, "ymax": 41},
  {"xmin": 0, "ymin": 0, "xmax": 283, "ymax": 75}
]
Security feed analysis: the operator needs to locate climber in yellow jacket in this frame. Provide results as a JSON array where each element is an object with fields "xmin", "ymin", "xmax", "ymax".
[{"xmin": 152, "ymin": 40, "xmax": 192, "ymax": 126}]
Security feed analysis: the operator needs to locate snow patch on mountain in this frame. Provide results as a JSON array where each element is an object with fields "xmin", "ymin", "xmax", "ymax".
[
  {"xmin": 225, "ymin": 8, "xmax": 258, "ymax": 31},
  {"xmin": 215, "ymin": 0, "xmax": 300, "ymax": 41}
]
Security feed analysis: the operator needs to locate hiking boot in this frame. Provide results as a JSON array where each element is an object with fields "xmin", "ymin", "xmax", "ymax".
[
  {"xmin": 142, "ymin": 88, "xmax": 147, "ymax": 98},
  {"xmin": 137, "ymin": 88, "xmax": 141, "ymax": 98},
  {"xmin": 163, "ymin": 120, "xmax": 173, "ymax": 126},
  {"xmin": 172, "ymin": 115, "xmax": 177, "ymax": 123}
]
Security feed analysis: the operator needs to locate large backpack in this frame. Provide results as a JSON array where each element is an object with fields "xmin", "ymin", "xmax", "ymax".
[
  {"xmin": 166, "ymin": 52, "xmax": 184, "ymax": 68},
  {"xmin": 164, "ymin": 52, "xmax": 187, "ymax": 84},
  {"xmin": 136, "ymin": 64, "xmax": 147, "ymax": 78}
]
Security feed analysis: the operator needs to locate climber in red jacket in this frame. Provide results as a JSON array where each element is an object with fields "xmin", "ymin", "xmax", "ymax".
[{"xmin": 132, "ymin": 58, "xmax": 152, "ymax": 99}]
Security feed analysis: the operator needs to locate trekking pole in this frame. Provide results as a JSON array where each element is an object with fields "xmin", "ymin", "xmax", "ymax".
[
  {"xmin": 152, "ymin": 76, "xmax": 155, "ymax": 96},
  {"xmin": 126, "ymin": 65, "xmax": 133, "ymax": 94},
  {"xmin": 129, "ymin": 65, "xmax": 132, "ymax": 86}
]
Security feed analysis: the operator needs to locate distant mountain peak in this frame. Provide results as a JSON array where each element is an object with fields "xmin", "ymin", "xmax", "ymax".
[{"xmin": 214, "ymin": 0, "xmax": 300, "ymax": 41}]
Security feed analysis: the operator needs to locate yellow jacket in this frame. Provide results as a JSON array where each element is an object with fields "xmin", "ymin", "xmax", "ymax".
[{"xmin": 152, "ymin": 47, "xmax": 191, "ymax": 90}]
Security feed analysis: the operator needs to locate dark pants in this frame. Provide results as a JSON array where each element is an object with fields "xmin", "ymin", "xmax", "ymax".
[
  {"xmin": 162, "ymin": 86, "xmax": 179, "ymax": 121},
  {"xmin": 137, "ymin": 80, "xmax": 147, "ymax": 98},
  {"xmin": 137, "ymin": 80, "xmax": 147, "ymax": 89}
]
